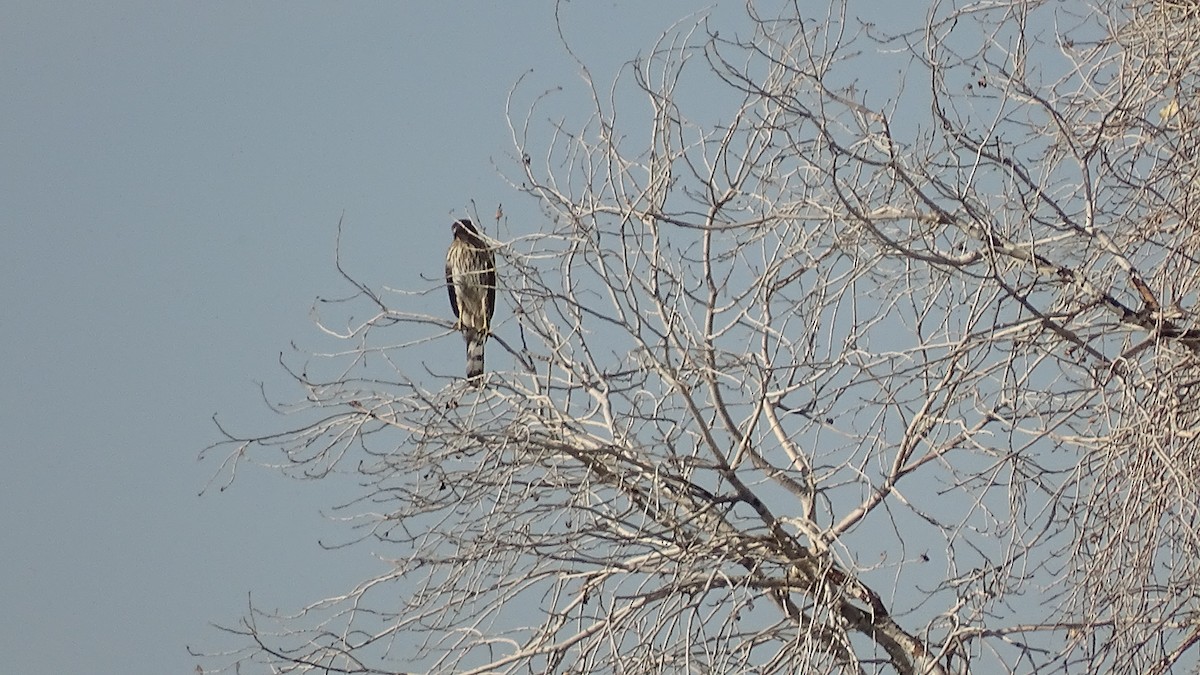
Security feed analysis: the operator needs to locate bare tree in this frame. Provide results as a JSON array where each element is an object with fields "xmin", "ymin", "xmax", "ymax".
[{"xmin": 201, "ymin": 1, "xmax": 1200, "ymax": 672}]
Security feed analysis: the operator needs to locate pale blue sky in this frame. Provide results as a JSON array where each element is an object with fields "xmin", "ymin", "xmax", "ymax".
[
  {"xmin": 0, "ymin": 3, "xmax": 751, "ymax": 673},
  {"xmin": 7, "ymin": 3, "xmax": 1181, "ymax": 673},
  {"xmin": 0, "ymin": 1, "xmax": 968, "ymax": 672}
]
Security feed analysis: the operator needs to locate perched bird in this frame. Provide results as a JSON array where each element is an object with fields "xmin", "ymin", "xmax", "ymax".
[{"xmin": 445, "ymin": 219, "xmax": 496, "ymax": 380}]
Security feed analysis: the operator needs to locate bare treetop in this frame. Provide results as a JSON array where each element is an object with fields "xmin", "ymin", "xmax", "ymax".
[{"xmin": 203, "ymin": 1, "xmax": 1200, "ymax": 673}]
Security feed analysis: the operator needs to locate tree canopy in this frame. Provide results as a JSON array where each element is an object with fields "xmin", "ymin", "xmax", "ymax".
[{"xmin": 204, "ymin": 1, "xmax": 1200, "ymax": 672}]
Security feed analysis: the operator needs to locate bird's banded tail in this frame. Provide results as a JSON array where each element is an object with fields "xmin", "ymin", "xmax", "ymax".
[{"xmin": 464, "ymin": 328, "xmax": 486, "ymax": 382}]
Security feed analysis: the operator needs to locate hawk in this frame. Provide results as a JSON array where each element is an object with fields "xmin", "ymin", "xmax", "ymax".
[{"xmin": 445, "ymin": 219, "xmax": 496, "ymax": 381}]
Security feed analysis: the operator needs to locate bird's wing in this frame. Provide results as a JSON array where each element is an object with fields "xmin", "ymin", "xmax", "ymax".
[
  {"xmin": 445, "ymin": 249, "xmax": 460, "ymax": 319},
  {"xmin": 484, "ymin": 250, "xmax": 497, "ymax": 325}
]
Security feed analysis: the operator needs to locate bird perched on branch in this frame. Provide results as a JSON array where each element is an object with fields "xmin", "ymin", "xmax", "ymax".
[{"xmin": 445, "ymin": 219, "xmax": 496, "ymax": 381}]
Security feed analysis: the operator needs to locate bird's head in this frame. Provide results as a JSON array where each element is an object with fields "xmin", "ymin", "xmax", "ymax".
[
  {"xmin": 452, "ymin": 219, "xmax": 476, "ymax": 237},
  {"xmin": 451, "ymin": 219, "xmax": 485, "ymax": 246}
]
